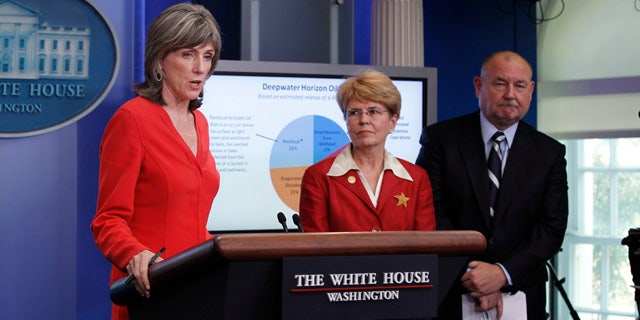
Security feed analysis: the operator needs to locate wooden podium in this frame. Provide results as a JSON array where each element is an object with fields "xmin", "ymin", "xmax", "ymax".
[{"xmin": 110, "ymin": 230, "xmax": 485, "ymax": 320}]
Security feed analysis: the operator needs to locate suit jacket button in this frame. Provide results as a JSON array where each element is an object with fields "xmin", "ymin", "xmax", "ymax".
[{"xmin": 488, "ymin": 238, "xmax": 495, "ymax": 245}]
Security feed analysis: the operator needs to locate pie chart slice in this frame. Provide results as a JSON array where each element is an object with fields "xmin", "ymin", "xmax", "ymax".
[{"xmin": 270, "ymin": 115, "xmax": 350, "ymax": 212}]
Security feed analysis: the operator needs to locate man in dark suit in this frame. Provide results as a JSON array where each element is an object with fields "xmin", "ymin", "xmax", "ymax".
[{"xmin": 416, "ymin": 51, "xmax": 568, "ymax": 319}]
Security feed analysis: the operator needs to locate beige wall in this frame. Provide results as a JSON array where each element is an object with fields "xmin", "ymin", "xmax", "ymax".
[{"xmin": 537, "ymin": 0, "xmax": 640, "ymax": 138}]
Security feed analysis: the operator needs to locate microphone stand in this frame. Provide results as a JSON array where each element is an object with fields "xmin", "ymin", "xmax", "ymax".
[
  {"xmin": 292, "ymin": 214, "xmax": 304, "ymax": 233},
  {"xmin": 276, "ymin": 212, "xmax": 288, "ymax": 232},
  {"xmin": 546, "ymin": 260, "xmax": 580, "ymax": 320}
]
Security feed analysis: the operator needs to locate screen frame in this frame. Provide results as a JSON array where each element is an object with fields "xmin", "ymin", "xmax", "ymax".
[{"xmin": 207, "ymin": 60, "xmax": 438, "ymax": 234}]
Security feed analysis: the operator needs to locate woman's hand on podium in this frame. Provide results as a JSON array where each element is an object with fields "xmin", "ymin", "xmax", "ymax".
[{"xmin": 126, "ymin": 249, "xmax": 165, "ymax": 298}]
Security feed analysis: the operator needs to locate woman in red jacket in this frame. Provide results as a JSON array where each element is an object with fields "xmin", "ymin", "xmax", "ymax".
[
  {"xmin": 90, "ymin": 4, "xmax": 222, "ymax": 319},
  {"xmin": 299, "ymin": 70, "xmax": 436, "ymax": 232}
]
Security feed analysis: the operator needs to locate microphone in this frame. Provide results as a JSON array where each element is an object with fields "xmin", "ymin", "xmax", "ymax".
[
  {"xmin": 277, "ymin": 212, "xmax": 288, "ymax": 232},
  {"xmin": 292, "ymin": 214, "xmax": 304, "ymax": 233}
]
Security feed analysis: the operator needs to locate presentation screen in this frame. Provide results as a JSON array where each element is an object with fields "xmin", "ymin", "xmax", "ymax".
[{"xmin": 200, "ymin": 60, "xmax": 437, "ymax": 232}]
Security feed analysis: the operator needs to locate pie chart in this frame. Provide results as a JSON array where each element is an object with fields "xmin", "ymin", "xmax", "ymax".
[{"xmin": 270, "ymin": 115, "xmax": 350, "ymax": 212}]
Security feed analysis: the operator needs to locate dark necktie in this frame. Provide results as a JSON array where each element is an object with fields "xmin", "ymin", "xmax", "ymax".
[{"xmin": 488, "ymin": 131, "xmax": 506, "ymax": 217}]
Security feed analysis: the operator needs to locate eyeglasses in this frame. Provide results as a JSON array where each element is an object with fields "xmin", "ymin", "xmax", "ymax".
[{"xmin": 346, "ymin": 107, "xmax": 388, "ymax": 119}]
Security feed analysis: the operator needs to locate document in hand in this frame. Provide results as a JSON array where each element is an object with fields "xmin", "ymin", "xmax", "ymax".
[{"xmin": 461, "ymin": 291, "xmax": 527, "ymax": 320}]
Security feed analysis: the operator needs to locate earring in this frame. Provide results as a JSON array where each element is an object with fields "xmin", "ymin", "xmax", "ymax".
[{"xmin": 155, "ymin": 71, "xmax": 163, "ymax": 82}]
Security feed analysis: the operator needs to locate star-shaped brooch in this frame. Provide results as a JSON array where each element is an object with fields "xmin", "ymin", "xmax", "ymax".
[{"xmin": 394, "ymin": 192, "xmax": 409, "ymax": 208}]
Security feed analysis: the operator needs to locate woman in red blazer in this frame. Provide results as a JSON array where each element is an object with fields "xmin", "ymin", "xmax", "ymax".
[
  {"xmin": 299, "ymin": 70, "xmax": 435, "ymax": 232},
  {"xmin": 90, "ymin": 4, "xmax": 222, "ymax": 320}
]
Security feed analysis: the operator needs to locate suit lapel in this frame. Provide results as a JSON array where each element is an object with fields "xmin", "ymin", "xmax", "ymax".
[
  {"xmin": 461, "ymin": 138, "xmax": 494, "ymax": 229},
  {"xmin": 494, "ymin": 123, "xmax": 534, "ymax": 218},
  {"xmin": 331, "ymin": 172, "xmax": 377, "ymax": 212},
  {"xmin": 458, "ymin": 115, "xmax": 494, "ymax": 229},
  {"xmin": 377, "ymin": 172, "xmax": 406, "ymax": 213}
]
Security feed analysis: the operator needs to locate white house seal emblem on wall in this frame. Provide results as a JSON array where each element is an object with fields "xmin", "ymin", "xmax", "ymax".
[{"xmin": 0, "ymin": 0, "xmax": 119, "ymax": 137}]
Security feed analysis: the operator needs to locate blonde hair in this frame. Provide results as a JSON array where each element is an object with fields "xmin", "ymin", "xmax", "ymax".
[{"xmin": 336, "ymin": 69, "xmax": 401, "ymax": 118}]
